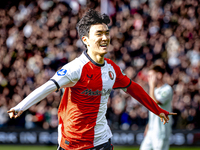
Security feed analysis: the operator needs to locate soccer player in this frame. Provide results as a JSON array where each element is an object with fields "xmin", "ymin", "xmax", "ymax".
[
  {"xmin": 7, "ymin": 9, "xmax": 176, "ymax": 150},
  {"xmin": 140, "ymin": 65, "xmax": 173, "ymax": 150}
]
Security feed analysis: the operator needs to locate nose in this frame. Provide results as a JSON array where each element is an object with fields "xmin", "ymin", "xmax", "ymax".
[{"xmin": 102, "ymin": 34, "xmax": 109, "ymax": 40}]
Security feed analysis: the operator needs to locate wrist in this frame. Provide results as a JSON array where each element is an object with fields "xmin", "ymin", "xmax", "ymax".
[{"xmin": 149, "ymin": 84, "xmax": 155, "ymax": 88}]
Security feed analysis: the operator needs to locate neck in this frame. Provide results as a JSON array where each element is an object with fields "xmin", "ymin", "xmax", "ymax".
[
  {"xmin": 156, "ymin": 80, "xmax": 164, "ymax": 88},
  {"xmin": 87, "ymin": 49, "xmax": 105, "ymax": 64}
]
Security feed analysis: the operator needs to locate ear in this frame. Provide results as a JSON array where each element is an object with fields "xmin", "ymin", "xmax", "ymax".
[{"xmin": 82, "ymin": 36, "xmax": 89, "ymax": 46}]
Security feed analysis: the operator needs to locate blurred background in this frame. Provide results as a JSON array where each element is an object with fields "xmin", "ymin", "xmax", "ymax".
[{"xmin": 0, "ymin": 0, "xmax": 200, "ymax": 148}]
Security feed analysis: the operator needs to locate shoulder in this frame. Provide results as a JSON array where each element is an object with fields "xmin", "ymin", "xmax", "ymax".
[
  {"xmin": 62, "ymin": 53, "xmax": 89, "ymax": 70},
  {"xmin": 105, "ymin": 58, "xmax": 122, "ymax": 73},
  {"xmin": 57, "ymin": 55, "xmax": 89, "ymax": 80},
  {"xmin": 160, "ymin": 84, "xmax": 173, "ymax": 96},
  {"xmin": 163, "ymin": 84, "xmax": 173, "ymax": 91},
  {"xmin": 104, "ymin": 58, "xmax": 119, "ymax": 69},
  {"xmin": 105, "ymin": 58, "xmax": 115, "ymax": 65}
]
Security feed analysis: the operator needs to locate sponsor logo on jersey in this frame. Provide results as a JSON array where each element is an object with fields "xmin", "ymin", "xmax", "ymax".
[
  {"xmin": 57, "ymin": 69, "xmax": 67, "ymax": 76},
  {"xmin": 81, "ymin": 89, "xmax": 112, "ymax": 96},
  {"xmin": 108, "ymin": 71, "xmax": 114, "ymax": 80}
]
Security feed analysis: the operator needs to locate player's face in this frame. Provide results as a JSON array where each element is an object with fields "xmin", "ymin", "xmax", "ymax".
[{"xmin": 85, "ymin": 23, "xmax": 110, "ymax": 56}]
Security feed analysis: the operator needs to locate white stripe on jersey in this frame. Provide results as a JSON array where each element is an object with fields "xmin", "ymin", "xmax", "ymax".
[{"xmin": 93, "ymin": 61, "xmax": 115, "ymax": 146}]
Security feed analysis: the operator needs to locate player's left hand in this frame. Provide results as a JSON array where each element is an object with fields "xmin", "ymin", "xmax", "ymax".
[{"xmin": 159, "ymin": 112, "xmax": 177, "ymax": 125}]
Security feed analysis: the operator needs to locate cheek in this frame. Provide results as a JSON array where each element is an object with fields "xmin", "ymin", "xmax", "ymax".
[
  {"xmin": 89, "ymin": 39, "xmax": 97, "ymax": 47},
  {"xmin": 94, "ymin": 39, "xmax": 101, "ymax": 45}
]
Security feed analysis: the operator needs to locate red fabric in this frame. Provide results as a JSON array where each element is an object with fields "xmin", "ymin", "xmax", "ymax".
[
  {"xmin": 105, "ymin": 58, "xmax": 130, "ymax": 89},
  {"xmin": 126, "ymin": 81, "xmax": 169, "ymax": 116}
]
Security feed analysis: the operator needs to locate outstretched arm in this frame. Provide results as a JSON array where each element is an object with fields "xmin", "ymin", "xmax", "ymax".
[
  {"xmin": 7, "ymin": 80, "xmax": 57, "ymax": 119},
  {"xmin": 126, "ymin": 81, "xmax": 176, "ymax": 124},
  {"xmin": 7, "ymin": 58, "xmax": 81, "ymax": 119}
]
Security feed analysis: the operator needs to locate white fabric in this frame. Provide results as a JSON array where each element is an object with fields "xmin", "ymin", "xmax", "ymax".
[
  {"xmin": 57, "ymin": 124, "xmax": 62, "ymax": 147},
  {"xmin": 140, "ymin": 84, "xmax": 173, "ymax": 150},
  {"xmin": 10, "ymin": 58, "xmax": 85, "ymax": 113},
  {"xmin": 11, "ymin": 81, "xmax": 57, "ymax": 112},
  {"xmin": 93, "ymin": 61, "xmax": 115, "ymax": 147},
  {"xmin": 148, "ymin": 84, "xmax": 173, "ymax": 139},
  {"xmin": 140, "ymin": 131, "xmax": 169, "ymax": 150},
  {"xmin": 51, "ymin": 57, "xmax": 89, "ymax": 89}
]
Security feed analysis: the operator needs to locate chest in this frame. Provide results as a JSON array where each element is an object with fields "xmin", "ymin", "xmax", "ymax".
[{"xmin": 75, "ymin": 63, "xmax": 116, "ymax": 91}]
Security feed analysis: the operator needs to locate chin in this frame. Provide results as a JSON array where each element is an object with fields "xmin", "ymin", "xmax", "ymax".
[
  {"xmin": 100, "ymin": 49, "xmax": 108, "ymax": 54},
  {"xmin": 100, "ymin": 47, "xmax": 108, "ymax": 51},
  {"xmin": 92, "ymin": 47, "xmax": 108, "ymax": 55}
]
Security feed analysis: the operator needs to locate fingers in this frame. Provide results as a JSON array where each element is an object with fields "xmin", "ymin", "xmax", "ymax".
[
  {"xmin": 163, "ymin": 120, "xmax": 166, "ymax": 125},
  {"xmin": 14, "ymin": 111, "xmax": 23, "ymax": 119},
  {"xmin": 8, "ymin": 112, "xmax": 14, "ymax": 118},
  {"xmin": 169, "ymin": 112, "xmax": 177, "ymax": 115},
  {"xmin": 162, "ymin": 114, "xmax": 169, "ymax": 125},
  {"xmin": 159, "ymin": 112, "xmax": 177, "ymax": 125},
  {"xmin": 163, "ymin": 113, "xmax": 176, "ymax": 125},
  {"xmin": 7, "ymin": 110, "xmax": 14, "ymax": 113},
  {"xmin": 7, "ymin": 109, "xmax": 23, "ymax": 119},
  {"xmin": 159, "ymin": 113, "xmax": 169, "ymax": 125},
  {"xmin": 7, "ymin": 109, "xmax": 15, "ymax": 119}
]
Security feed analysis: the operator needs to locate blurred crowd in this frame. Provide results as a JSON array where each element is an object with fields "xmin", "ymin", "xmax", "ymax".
[{"xmin": 0, "ymin": 0, "xmax": 200, "ymax": 131}]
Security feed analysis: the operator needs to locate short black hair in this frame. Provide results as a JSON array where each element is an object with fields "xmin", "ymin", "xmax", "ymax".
[
  {"xmin": 149, "ymin": 65, "xmax": 165, "ymax": 74},
  {"xmin": 76, "ymin": 9, "xmax": 110, "ymax": 44}
]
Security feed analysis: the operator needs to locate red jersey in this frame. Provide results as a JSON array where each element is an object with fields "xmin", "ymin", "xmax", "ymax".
[{"xmin": 51, "ymin": 51, "xmax": 131, "ymax": 149}]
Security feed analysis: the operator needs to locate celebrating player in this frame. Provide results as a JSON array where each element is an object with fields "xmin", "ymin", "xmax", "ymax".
[
  {"xmin": 140, "ymin": 65, "xmax": 173, "ymax": 150},
  {"xmin": 8, "ymin": 9, "xmax": 176, "ymax": 150}
]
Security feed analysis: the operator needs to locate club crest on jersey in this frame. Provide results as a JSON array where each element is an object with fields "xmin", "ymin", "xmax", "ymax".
[
  {"xmin": 57, "ymin": 69, "xmax": 67, "ymax": 76},
  {"xmin": 108, "ymin": 71, "xmax": 114, "ymax": 80}
]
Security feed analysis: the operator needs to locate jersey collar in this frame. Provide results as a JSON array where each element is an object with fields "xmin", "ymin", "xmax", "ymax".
[{"xmin": 84, "ymin": 50, "xmax": 105, "ymax": 67}]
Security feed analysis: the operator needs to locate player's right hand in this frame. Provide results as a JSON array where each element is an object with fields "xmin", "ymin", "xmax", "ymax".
[{"xmin": 7, "ymin": 109, "xmax": 23, "ymax": 119}]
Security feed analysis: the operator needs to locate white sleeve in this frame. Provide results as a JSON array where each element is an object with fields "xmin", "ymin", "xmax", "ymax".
[
  {"xmin": 51, "ymin": 58, "xmax": 82, "ymax": 89},
  {"xmin": 11, "ymin": 58, "xmax": 83, "ymax": 113},
  {"xmin": 11, "ymin": 81, "xmax": 57, "ymax": 112}
]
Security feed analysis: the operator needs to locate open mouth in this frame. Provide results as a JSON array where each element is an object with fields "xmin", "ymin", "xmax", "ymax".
[{"xmin": 100, "ymin": 43, "xmax": 108, "ymax": 47}]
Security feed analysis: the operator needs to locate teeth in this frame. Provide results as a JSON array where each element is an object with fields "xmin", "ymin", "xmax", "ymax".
[{"xmin": 100, "ymin": 44, "xmax": 107, "ymax": 46}]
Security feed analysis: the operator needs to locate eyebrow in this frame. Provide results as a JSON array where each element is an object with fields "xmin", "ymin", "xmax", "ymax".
[{"xmin": 96, "ymin": 30, "xmax": 109, "ymax": 33}]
